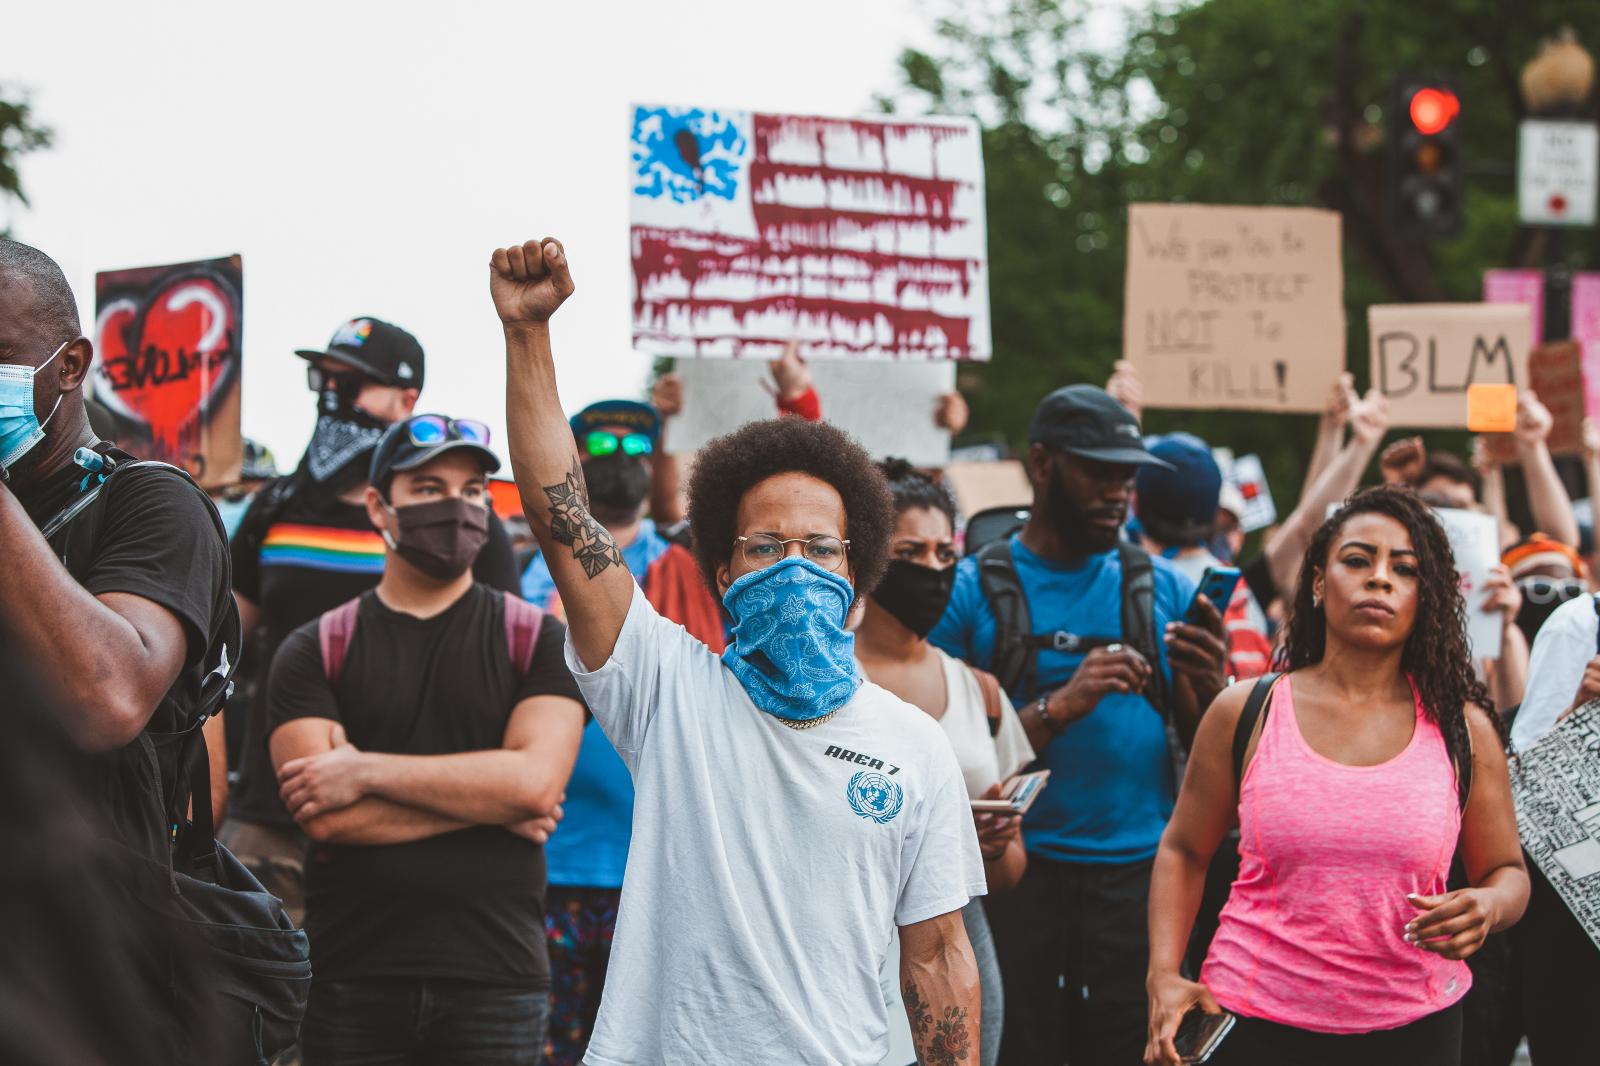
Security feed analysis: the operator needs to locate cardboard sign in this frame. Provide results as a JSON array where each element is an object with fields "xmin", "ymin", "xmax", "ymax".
[
  {"xmin": 1466, "ymin": 384, "xmax": 1518, "ymax": 432},
  {"xmin": 1122, "ymin": 203, "xmax": 1343, "ymax": 412},
  {"xmin": 661, "ymin": 358, "xmax": 956, "ymax": 468},
  {"xmin": 1512, "ymin": 701, "xmax": 1600, "ymax": 950},
  {"xmin": 1482, "ymin": 269, "xmax": 1544, "ymax": 349},
  {"xmin": 1225, "ymin": 453, "xmax": 1276, "ymax": 533},
  {"xmin": 1434, "ymin": 506, "xmax": 1503, "ymax": 662},
  {"xmin": 942, "ymin": 460, "xmax": 1032, "ymax": 517},
  {"xmin": 1574, "ymin": 273, "xmax": 1600, "ymax": 421},
  {"xmin": 1368, "ymin": 303, "xmax": 1531, "ymax": 428},
  {"xmin": 1530, "ymin": 340, "xmax": 1585, "ymax": 456},
  {"xmin": 93, "ymin": 255, "xmax": 243, "ymax": 488},
  {"xmin": 629, "ymin": 104, "xmax": 990, "ymax": 361}
]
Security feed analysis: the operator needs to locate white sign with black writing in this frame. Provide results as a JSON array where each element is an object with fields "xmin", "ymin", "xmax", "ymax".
[
  {"xmin": 1512, "ymin": 700, "xmax": 1600, "ymax": 950},
  {"xmin": 1518, "ymin": 119, "xmax": 1598, "ymax": 228},
  {"xmin": 1434, "ymin": 506, "xmax": 1503, "ymax": 662}
]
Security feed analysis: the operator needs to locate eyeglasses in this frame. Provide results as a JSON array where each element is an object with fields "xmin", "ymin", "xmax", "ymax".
[
  {"xmin": 584, "ymin": 430, "xmax": 654, "ymax": 458},
  {"xmin": 405, "ymin": 415, "xmax": 492, "ymax": 448},
  {"xmin": 736, "ymin": 534, "xmax": 851, "ymax": 572}
]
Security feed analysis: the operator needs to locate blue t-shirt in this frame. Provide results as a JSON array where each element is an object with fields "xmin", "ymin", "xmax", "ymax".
[
  {"xmin": 929, "ymin": 535, "xmax": 1195, "ymax": 865},
  {"xmin": 524, "ymin": 519, "xmax": 674, "ymax": 889}
]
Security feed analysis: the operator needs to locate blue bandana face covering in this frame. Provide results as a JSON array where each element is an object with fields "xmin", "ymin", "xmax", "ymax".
[
  {"xmin": 721, "ymin": 555, "xmax": 862, "ymax": 722},
  {"xmin": 0, "ymin": 340, "xmax": 67, "ymax": 472}
]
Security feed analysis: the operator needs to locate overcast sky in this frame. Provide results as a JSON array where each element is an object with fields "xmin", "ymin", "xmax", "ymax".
[{"xmin": 2, "ymin": 0, "xmax": 924, "ymax": 467}]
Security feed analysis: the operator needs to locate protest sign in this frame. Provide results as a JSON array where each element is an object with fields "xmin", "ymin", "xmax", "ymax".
[
  {"xmin": 661, "ymin": 359, "xmax": 957, "ymax": 468},
  {"xmin": 487, "ymin": 478, "xmax": 524, "ymax": 522},
  {"xmin": 1225, "ymin": 453, "xmax": 1276, "ymax": 533},
  {"xmin": 629, "ymin": 103, "xmax": 989, "ymax": 362},
  {"xmin": 1434, "ymin": 507, "xmax": 1503, "ymax": 661},
  {"xmin": 1575, "ymin": 273, "xmax": 1600, "ymax": 420},
  {"xmin": 943, "ymin": 460, "xmax": 1031, "ymax": 517},
  {"xmin": 1530, "ymin": 340, "xmax": 1585, "ymax": 456},
  {"xmin": 1368, "ymin": 303, "xmax": 1531, "ymax": 428},
  {"xmin": 93, "ymin": 255, "xmax": 243, "ymax": 488},
  {"xmin": 1512, "ymin": 700, "xmax": 1600, "ymax": 950},
  {"xmin": 1482, "ymin": 268, "xmax": 1544, "ymax": 348},
  {"xmin": 1122, "ymin": 203, "xmax": 1342, "ymax": 412}
]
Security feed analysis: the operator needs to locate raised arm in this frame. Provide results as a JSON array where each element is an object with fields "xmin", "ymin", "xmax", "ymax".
[
  {"xmin": 1512, "ymin": 391, "xmax": 1580, "ymax": 548},
  {"xmin": 1303, "ymin": 372, "xmax": 1355, "ymax": 491},
  {"xmin": 648, "ymin": 372, "xmax": 687, "ymax": 527},
  {"xmin": 493, "ymin": 238, "xmax": 636, "ymax": 669},
  {"xmin": 899, "ymin": 908, "xmax": 980, "ymax": 1066}
]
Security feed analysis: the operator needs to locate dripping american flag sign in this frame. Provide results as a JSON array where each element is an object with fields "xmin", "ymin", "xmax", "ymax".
[{"xmin": 629, "ymin": 103, "xmax": 991, "ymax": 362}]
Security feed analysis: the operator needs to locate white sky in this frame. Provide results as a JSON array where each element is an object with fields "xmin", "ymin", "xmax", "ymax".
[{"xmin": 1, "ymin": 0, "xmax": 923, "ymax": 468}]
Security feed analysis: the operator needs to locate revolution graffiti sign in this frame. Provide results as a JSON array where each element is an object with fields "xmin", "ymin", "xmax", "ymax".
[
  {"xmin": 628, "ymin": 103, "xmax": 990, "ymax": 361},
  {"xmin": 93, "ymin": 255, "xmax": 243, "ymax": 488}
]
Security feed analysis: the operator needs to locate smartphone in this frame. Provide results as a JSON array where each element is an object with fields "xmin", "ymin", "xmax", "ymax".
[
  {"xmin": 970, "ymin": 770, "xmax": 1051, "ymax": 815},
  {"xmin": 1173, "ymin": 1008, "xmax": 1235, "ymax": 1065},
  {"xmin": 1187, "ymin": 566, "xmax": 1242, "ymax": 622}
]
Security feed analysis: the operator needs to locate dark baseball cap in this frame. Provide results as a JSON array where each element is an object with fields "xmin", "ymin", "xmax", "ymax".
[
  {"xmin": 569, "ymin": 399, "xmax": 661, "ymax": 444},
  {"xmin": 296, "ymin": 316, "xmax": 425, "ymax": 391},
  {"xmin": 1028, "ymin": 385, "xmax": 1171, "ymax": 468},
  {"xmin": 369, "ymin": 414, "xmax": 500, "ymax": 491},
  {"xmin": 1135, "ymin": 433, "xmax": 1222, "ymax": 541}
]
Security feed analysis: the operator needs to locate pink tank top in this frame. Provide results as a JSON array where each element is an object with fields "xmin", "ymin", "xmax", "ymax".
[{"xmin": 1200, "ymin": 676, "xmax": 1470, "ymax": 1033}]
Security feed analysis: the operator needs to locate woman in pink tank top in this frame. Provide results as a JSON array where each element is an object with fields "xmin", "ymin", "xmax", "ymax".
[{"xmin": 1144, "ymin": 487, "xmax": 1528, "ymax": 1066}]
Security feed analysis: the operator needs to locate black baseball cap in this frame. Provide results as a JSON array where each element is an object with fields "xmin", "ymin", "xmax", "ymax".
[
  {"xmin": 369, "ymin": 414, "xmax": 500, "ymax": 491},
  {"xmin": 295, "ymin": 316, "xmax": 425, "ymax": 390},
  {"xmin": 1028, "ymin": 385, "xmax": 1172, "ymax": 468}
]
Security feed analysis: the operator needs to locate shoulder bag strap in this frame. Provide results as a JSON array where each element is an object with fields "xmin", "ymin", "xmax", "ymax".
[
  {"xmin": 318, "ymin": 597, "xmax": 364, "ymax": 688},
  {"xmin": 1231, "ymin": 671, "xmax": 1282, "ymax": 792},
  {"xmin": 976, "ymin": 539, "xmax": 1035, "ymax": 699},
  {"xmin": 502, "ymin": 592, "xmax": 546, "ymax": 678},
  {"xmin": 1117, "ymin": 540, "xmax": 1167, "ymax": 713},
  {"xmin": 970, "ymin": 666, "xmax": 1004, "ymax": 737}
]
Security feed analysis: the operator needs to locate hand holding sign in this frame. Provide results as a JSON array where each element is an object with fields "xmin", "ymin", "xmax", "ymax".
[{"xmin": 1514, "ymin": 389, "xmax": 1555, "ymax": 449}]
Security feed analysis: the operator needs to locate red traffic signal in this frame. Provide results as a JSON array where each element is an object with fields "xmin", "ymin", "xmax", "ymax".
[{"xmin": 1408, "ymin": 87, "xmax": 1460, "ymax": 136}]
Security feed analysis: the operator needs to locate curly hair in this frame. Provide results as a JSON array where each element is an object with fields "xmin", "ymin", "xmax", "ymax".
[
  {"xmin": 1279, "ymin": 485, "xmax": 1500, "ymax": 805},
  {"xmin": 687, "ymin": 418, "xmax": 895, "ymax": 599},
  {"xmin": 878, "ymin": 457, "xmax": 956, "ymax": 526}
]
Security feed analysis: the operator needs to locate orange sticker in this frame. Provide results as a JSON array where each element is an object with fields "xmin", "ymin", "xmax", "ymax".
[{"xmin": 1466, "ymin": 383, "xmax": 1518, "ymax": 433}]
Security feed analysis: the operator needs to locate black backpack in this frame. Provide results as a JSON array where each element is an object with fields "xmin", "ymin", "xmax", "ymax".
[{"xmin": 44, "ymin": 449, "xmax": 311, "ymax": 1064}]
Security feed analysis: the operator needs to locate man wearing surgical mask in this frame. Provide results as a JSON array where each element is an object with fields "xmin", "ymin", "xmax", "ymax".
[
  {"xmin": 495, "ymin": 236, "xmax": 983, "ymax": 1066},
  {"xmin": 0, "ymin": 241, "xmax": 231, "ymax": 872},
  {"xmin": 222, "ymin": 317, "xmax": 522, "ymax": 936},
  {"xmin": 268, "ymin": 414, "xmax": 586, "ymax": 1066}
]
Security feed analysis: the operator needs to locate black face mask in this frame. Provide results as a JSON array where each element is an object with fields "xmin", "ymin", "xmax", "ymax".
[
  {"xmin": 382, "ymin": 497, "xmax": 490, "ymax": 580},
  {"xmin": 583, "ymin": 454, "xmax": 651, "ymax": 523},
  {"xmin": 305, "ymin": 388, "xmax": 388, "ymax": 484},
  {"xmin": 872, "ymin": 559, "xmax": 956, "ymax": 638}
]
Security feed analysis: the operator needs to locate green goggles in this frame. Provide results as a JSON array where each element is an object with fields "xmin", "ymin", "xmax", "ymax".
[{"xmin": 583, "ymin": 430, "xmax": 654, "ymax": 458}]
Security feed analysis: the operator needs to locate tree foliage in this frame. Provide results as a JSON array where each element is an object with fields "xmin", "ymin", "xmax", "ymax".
[
  {"xmin": 888, "ymin": 0, "xmax": 1598, "ymax": 510},
  {"xmin": 0, "ymin": 86, "xmax": 52, "ymax": 233}
]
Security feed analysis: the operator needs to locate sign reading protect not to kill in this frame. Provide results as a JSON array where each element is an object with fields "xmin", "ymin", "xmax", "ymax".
[
  {"xmin": 1123, "ymin": 203, "xmax": 1343, "ymax": 413},
  {"xmin": 1368, "ymin": 303, "xmax": 1532, "ymax": 428}
]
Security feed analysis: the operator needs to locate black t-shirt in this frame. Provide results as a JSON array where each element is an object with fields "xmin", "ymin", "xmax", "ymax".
[
  {"xmin": 16, "ymin": 456, "xmax": 230, "ymax": 859},
  {"xmin": 265, "ymin": 584, "xmax": 581, "ymax": 987},
  {"xmin": 228, "ymin": 482, "xmax": 521, "ymax": 825}
]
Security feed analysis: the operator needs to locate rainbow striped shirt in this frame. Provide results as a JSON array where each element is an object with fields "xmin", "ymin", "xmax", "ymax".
[{"xmin": 260, "ymin": 522, "xmax": 386, "ymax": 575}]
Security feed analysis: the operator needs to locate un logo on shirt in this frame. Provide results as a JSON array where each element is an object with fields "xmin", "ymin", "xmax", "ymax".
[{"xmin": 847, "ymin": 771, "xmax": 904, "ymax": 825}]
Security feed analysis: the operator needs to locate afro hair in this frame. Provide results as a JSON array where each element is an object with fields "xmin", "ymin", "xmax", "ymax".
[{"xmin": 686, "ymin": 418, "xmax": 894, "ymax": 600}]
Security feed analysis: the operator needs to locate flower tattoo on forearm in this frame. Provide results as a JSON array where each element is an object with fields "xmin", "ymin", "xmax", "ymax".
[
  {"xmin": 904, "ymin": 980, "xmax": 971, "ymax": 1065},
  {"xmin": 543, "ymin": 457, "xmax": 623, "ymax": 578}
]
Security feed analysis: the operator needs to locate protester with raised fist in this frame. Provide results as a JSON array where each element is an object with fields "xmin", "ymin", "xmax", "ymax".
[
  {"xmin": 494, "ymin": 236, "xmax": 984, "ymax": 1066},
  {"xmin": 1144, "ymin": 486, "xmax": 1527, "ymax": 1066}
]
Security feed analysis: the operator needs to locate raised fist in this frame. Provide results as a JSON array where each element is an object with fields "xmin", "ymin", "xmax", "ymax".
[{"xmin": 489, "ymin": 238, "xmax": 575, "ymax": 325}]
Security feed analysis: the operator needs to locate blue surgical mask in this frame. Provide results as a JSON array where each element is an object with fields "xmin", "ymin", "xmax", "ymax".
[
  {"xmin": 721, "ymin": 555, "xmax": 861, "ymax": 722},
  {"xmin": 0, "ymin": 339, "xmax": 67, "ymax": 472}
]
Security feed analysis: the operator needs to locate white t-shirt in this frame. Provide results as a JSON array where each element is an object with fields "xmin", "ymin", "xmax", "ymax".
[
  {"xmin": 1512, "ymin": 592, "xmax": 1598, "ymax": 751},
  {"xmin": 567, "ymin": 585, "xmax": 986, "ymax": 1066},
  {"xmin": 931, "ymin": 649, "xmax": 1036, "ymax": 798}
]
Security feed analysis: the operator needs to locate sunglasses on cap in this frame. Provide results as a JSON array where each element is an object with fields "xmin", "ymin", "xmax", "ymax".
[
  {"xmin": 405, "ymin": 415, "xmax": 492, "ymax": 448},
  {"xmin": 583, "ymin": 430, "xmax": 653, "ymax": 458}
]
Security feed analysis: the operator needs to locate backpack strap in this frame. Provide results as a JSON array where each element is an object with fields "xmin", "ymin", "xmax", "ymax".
[
  {"xmin": 971, "ymin": 666, "xmax": 1005, "ymax": 737},
  {"xmin": 1117, "ymin": 540, "xmax": 1169, "ymax": 715},
  {"xmin": 318, "ymin": 597, "xmax": 363, "ymax": 687},
  {"xmin": 976, "ymin": 539, "xmax": 1035, "ymax": 698},
  {"xmin": 502, "ymin": 592, "xmax": 545, "ymax": 678},
  {"xmin": 1231, "ymin": 671, "xmax": 1282, "ymax": 791}
]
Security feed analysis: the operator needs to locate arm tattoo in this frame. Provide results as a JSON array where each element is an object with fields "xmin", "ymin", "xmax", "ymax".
[
  {"xmin": 904, "ymin": 979, "xmax": 972, "ymax": 1065},
  {"xmin": 542, "ymin": 458, "xmax": 624, "ymax": 579}
]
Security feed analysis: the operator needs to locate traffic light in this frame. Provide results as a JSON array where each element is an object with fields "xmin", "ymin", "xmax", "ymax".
[{"xmin": 1386, "ymin": 77, "xmax": 1463, "ymax": 237}]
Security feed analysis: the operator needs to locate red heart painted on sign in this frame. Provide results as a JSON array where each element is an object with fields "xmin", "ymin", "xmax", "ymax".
[{"xmin": 94, "ymin": 268, "xmax": 241, "ymax": 453}]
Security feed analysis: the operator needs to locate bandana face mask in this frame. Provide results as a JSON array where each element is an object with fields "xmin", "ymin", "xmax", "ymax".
[
  {"xmin": 720, "ymin": 556, "xmax": 861, "ymax": 722},
  {"xmin": 0, "ymin": 339, "xmax": 67, "ymax": 473}
]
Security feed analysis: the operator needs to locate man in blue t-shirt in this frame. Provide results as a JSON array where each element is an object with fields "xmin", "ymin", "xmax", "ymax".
[{"xmin": 931, "ymin": 384, "xmax": 1227, "ymax": 1066}]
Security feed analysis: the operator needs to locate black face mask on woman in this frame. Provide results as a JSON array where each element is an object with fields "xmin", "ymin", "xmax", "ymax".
[{"xmin": 872, "ymin": 559, "xmax": 956, "ymax": 638}]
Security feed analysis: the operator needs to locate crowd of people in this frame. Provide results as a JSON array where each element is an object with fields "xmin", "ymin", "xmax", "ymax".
[{"xmin": 1, "ymin": 231, "xmax": 1597, "ymax": 1066}]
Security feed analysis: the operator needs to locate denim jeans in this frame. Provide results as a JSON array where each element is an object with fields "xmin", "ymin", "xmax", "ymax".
[{"xmin": 301, "ymin": 977, "xmax": 548, "ymax": 1066}]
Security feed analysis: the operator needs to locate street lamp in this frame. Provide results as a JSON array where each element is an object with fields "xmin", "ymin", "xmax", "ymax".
[{"xmin": 1521, "ymin": 27, "xmax": 1596, "ymax": 118}]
